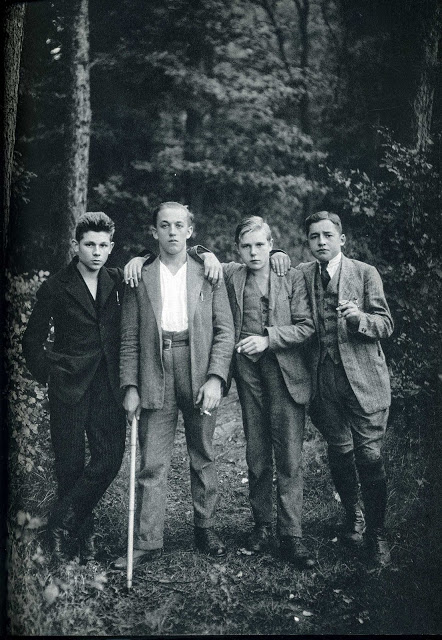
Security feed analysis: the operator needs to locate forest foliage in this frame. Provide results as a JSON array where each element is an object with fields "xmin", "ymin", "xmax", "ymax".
[{"xmin": 8, "ymin": 0, "xmax": 442, "ymax": 401}]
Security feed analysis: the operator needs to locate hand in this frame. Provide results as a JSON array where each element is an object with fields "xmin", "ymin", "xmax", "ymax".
[
  {"xmin": 124, "ymin": 257, "xmax": 147, "ymax": 287},
  {"xmin": 337, "ymin": 300, "xmax": 362, "ymax": 327},
  {"xmin": 235, "ymin": 335, "xmax": 269, "ymax": 355},
  {"xmin": 196, "ymin": 375, "xmax": 222, "ymax": 413},
  {"xmin": 201, "ymin": 252, "xmax": 223, "ymax": 285},
  {"xmin": 270, "ymin": 252, "xmax": 291, "ymax": 276},
  {"xmin": 123, "ymin": 386, "xmax": 141, "ymax": 422}
]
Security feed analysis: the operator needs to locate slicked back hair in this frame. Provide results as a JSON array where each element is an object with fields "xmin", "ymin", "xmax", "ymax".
[
  {"xmin": 152, "ymin": 201, "xmax": 194, "ymax": 227},
  {"xmin": 75, "ymin": 212, "xmax": 115, "ymax": 241},
  {"xmin": 304, "ymin": 210, "xmax": 343, "ymax": 235},
  {"xmin": 235, "ymin": 216, "xmax": 272, "ymax": 245}
]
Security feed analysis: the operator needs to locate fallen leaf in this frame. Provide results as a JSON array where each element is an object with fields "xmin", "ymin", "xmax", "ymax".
[
  {"xmin": 342, "ymin": 595, "xmax": 353, "ymax": 604},
  {"xmin": 241, "ymin": 478, "xmax": 248, "ymax": 484},
  {"xmin": 331, "ymin": 537, "xmax": 338, "ymax": 543},
  {"xmin": 302, "ymin": 610, "xmax": 313, "ymax": 617},
  {"xmin": 43, "ymin": 583, "xmax": 59, "ymax": 605},
  {"xmin": 294, "ymin": 616, "xmax": 299, "ymax": 622},
  {"xmin": 289, "ymin": 593, "xmax": 295, "ymax": 599}
]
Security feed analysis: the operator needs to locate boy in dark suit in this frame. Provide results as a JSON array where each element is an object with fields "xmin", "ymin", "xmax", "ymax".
[
  {"xmin": 297, "ymin": 211, "xmax": 394, "ymax": 568},
  {"xmin": 22, "ymin": 212, "xmax": 126, "ymax": 562},
  {"xmin": 191, "ymin": 216, "xmax": 316, "ymax": 568}
]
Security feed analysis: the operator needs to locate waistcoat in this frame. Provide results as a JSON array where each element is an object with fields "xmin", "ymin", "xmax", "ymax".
[
  {"xmin": 239, "ymin": 274, "xmax": 269, "ymax": 339},
  {"xmin": 315, "ymin": 262, "xmax": 342, "ymax": 364}
]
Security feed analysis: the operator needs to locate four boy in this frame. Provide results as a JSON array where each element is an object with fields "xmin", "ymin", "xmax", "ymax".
[{"xmin": 23, "ymin": 205, "xmax": 393, "ymax": 571}]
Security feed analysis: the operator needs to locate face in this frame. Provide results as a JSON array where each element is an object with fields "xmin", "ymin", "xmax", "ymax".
[
  {"xmin": 307, "ymin": 219, "xmax": 345, "ymax": 263},
  {"xmin": 236, "ymin": 228, "xmax": 273, "ymax": 272},
  {"xmin": 72, "ymin": 231, "xmax": 114, "ymax": 272},
  {"xmin": 152, "ymin": 206, "xmax": 193, "ymax": 256}
]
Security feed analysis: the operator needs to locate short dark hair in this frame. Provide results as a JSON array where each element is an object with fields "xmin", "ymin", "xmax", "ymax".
[
  {"xmin": 234, "ymin": 216, "xmax": 272, "ymax": 245},
  {"xmin": 304, "ymin": 210, "xmax": 343, "ymax": 235},
  {"xmin": 152, "ymin": 201, "xmax": 194, "ymax": 227},
  {"xmin": 75, "ymin": 211, "xmax": 115, "ymax": 241}
]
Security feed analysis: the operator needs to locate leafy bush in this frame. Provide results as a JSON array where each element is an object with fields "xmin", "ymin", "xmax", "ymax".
[
  {"xmin": 5, "ymin": 270, "xmax": 52, "ymax": 493},
  {"xmin": 326, "ymin": 130, "xmax": 442, "ymax": 403}
]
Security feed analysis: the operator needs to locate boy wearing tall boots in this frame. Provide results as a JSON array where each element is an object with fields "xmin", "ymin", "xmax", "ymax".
[{"xmin": 298, "ymin": 210, "xmax": 394, "ymax": 568}]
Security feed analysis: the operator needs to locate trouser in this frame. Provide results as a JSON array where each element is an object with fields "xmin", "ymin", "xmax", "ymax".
[
  {"xmin": 48, "ymin": 359, "xmax": 126, "ymax": 533},
  {"xmin": 135, "ymin": 334, "xmax": 219, "ymax": 550},
  {"xmin": 309, "ymin": 355, "xmax": 389, "ymax": 530},
  {"xmin": 234, "ymin": 351, "xmax": 305, "ymax": 538}
]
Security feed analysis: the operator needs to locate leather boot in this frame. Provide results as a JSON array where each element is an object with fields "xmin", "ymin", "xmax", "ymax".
[
  {"xmin": 328, "ymin": 449, "xmax": 364, "ymax": 545},
  {"xmin": 47, "ymin": 504, "xmax": 77, "ymax": 561},
  {"xmin": 360, "ymin": 477, "xmax": 391, "ymax": 568},
  {"xmin": 79, "ymin": 515, "xmax": 96, "ymax": 564}
]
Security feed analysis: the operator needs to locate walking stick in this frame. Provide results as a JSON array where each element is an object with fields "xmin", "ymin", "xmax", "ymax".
[{"xmin": 127, "ymin": 415, "xmax": 138, "ymax": 590}]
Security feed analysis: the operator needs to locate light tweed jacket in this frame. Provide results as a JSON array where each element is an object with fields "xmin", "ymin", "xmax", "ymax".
[
  {"xmin": 296, "ymin": 255, "xmax": 394, "ymax": 414},
  {"xmin": 120, "ymin": 256, "xmax": 235, "ymax": 409},
  {"xmin": 223, "ymin": 262, "xmax": 315, "ymax": 405}
]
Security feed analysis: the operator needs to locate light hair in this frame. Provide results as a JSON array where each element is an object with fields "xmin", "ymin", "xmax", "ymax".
[
  {"xmin": 75, "ymin": 212, "xmax": 115, "ymax": 241},
  {"xmin": 304, "ymin": 210, "xmax": 343, "ymax": 235},
  {"xmin": 235, "ymin": 216, "xmax": 272, "ymax": 245},
  {"xmin": 152, "ymin": 201, "xmax": 194, "ymax": 227}
]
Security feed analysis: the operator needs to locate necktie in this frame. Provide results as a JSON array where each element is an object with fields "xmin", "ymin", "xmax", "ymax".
[{"xmin": 320, "ymin": 262, "xmax": 331, "ymax": 289}]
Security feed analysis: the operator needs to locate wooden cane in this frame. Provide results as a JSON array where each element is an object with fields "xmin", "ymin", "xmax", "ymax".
[{"xmin": 127, "ymin": 415, "xmax": 138, "ymax": 590}]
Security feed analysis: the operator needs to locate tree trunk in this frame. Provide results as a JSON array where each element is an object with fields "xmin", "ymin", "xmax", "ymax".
[
  {"xmin": 55, "ymin": 0, "xmax": 91, "ymax": 266},
  {"xmin": 413, "ymin": 0, "xmax": 440, "ymax": 153},
  {"xmin": 3, "ymin": 2, "xmax": 26, "ymax": 264}
]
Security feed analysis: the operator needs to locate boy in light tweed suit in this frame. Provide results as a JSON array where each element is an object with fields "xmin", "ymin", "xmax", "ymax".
[{"xmin": 297, "ymin": 211, "xmax": 394, "ymax": 569}]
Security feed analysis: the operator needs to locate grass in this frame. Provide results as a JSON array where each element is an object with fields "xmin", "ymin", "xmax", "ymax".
[{"xmin": 6, "ymin": 383, "xmax": 442, "ymax": 635}]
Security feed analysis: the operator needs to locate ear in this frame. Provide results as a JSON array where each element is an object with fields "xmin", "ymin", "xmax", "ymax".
[
  {"xmin": 340, "ymin": 234, "xmax": 346, "ymax": 247},
  {"xmin": 151, "ymin": 225, "xmax": 158, "ymax": 240},
  {"xmin": 109, "ymin": 241, "xmax": 115, "ymax": 253},
  {"xmin": 269, "ymin": 237, "xmax": 274, "ymax": 250},
  {"xmin": 71, "ymin": 239, "xmax": 79, "ymax": 252},
  {"xmin": 186, "ymin": 225, "xmax": 193, "ymax": 239}
]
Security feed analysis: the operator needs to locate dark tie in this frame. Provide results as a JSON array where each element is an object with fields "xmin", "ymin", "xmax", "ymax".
[{"xmin": 320, "ymin": 262, "xmax": 331, "ymax": 289}]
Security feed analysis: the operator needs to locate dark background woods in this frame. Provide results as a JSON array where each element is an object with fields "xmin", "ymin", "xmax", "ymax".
[{"xmin": 7, "ymin": 0, "xmax": 442, "ymax": 404}]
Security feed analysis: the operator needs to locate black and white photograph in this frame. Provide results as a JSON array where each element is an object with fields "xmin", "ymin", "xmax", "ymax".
[{"xmin": 2, "ymin": 0, "xmax": 441, "ymax": 635}]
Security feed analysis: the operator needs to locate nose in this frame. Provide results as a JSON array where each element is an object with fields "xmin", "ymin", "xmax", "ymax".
[
  {"xmin": 93, "ymin": 245, "xmax": 100, "ymax": 254},
  {"xmin": 318, "ymin": 235, "xmax": 326, "ymax": 246}
]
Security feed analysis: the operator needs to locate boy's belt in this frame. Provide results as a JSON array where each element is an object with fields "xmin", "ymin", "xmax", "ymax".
[{"xmin": 163, "ymin": 337, "xmax": 189, "ymax": 350}]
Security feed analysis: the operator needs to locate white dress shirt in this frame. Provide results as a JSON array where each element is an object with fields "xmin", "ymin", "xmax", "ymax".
[
  {"xmin": 318, "ymin": 251, "xmax": 342, "ymax": 279},
  {"xmin": 160, "ymin": 260, "xmax": 188, "ymax": 331}
]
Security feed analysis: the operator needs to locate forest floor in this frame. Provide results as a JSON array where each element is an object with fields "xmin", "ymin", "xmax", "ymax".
[{"xmin": 7, "ymin": 382, "xmax": 442, "ymax": 636}]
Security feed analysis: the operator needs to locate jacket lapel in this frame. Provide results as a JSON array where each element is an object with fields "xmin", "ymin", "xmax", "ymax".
[
  {"xmin": 268, "ymin": 269, "xmax": 283, "ymax": 323},
  {"xmin": 187, "ymin": 256, "xmax": 204, "ymax": 328},
  {"xmin": 62, "ymin": 259, "xmax": 97, "ymax": 320},
  {"xmin": 97, "ymin": 267, "xmax": 117, "ymax": 310},
  {"xmin": 141, "ymin": 258, "xmax": 162, "ymax": 334},
  {"xmin": 231, "ymin": 266, "xmax": 247, "ymax": 312},
  {"xmin": 304, "ymin": 262, "xmax": 319, "ymax": 325},
  {"xmin": 338, "ymin": 255, "xmax": 356, "ymax": 302}
]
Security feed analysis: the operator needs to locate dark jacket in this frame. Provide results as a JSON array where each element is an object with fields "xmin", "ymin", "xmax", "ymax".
[{"xmin": 22, "ymin": 258, "xmax": 125, "ymax": 405}]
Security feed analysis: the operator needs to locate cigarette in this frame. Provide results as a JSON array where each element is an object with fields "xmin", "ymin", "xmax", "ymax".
[{"xmin": 202, "ymin": 410, "xmax": 212, "ymax": 416}]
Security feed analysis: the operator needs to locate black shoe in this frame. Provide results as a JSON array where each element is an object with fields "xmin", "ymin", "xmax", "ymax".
[
  {"xmin": 113, "ymin": 548, "xmax": 163, "ymax": 570},
  {"xmin": 47, "ymin": 505, "xmax": 77, "ymax": 561},
  {"xmin": 194, "ymin": 528, "xmax": 226, "ymax": 557},
  {"xmin": 366, "ymin": 528, "xmax": 391, "ymax": 569},
  {"xmin": 341, "ymin": 506, "xmax": 366, "ymax": 547},
  {"xmin": 279, "ymin": 536, "xmax": 316, "ymax": 569},
  {"xmin": 245, "ymin": 524, "xmax": 272, "ymax": 553}
]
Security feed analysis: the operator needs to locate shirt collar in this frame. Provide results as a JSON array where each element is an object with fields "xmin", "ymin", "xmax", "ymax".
[{"xmin": 317, "ymin": 251, "xmax": 342, "ymax": 270}]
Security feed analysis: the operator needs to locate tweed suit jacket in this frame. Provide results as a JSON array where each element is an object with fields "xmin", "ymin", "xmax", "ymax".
[
  {"xmin": 119, "ymin": 256, "xmax": 235, "ymax": 410},
  {"xmin": 296, "ymin": 255, "xmax": 394, "ymax": 413},
  {"xmin": 221, "ymin": 262, "xmax": 315, "ymax": 405},
  {"xmin": 22, "ymin": 258, "xmax": 125, "ymax": 405}
]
